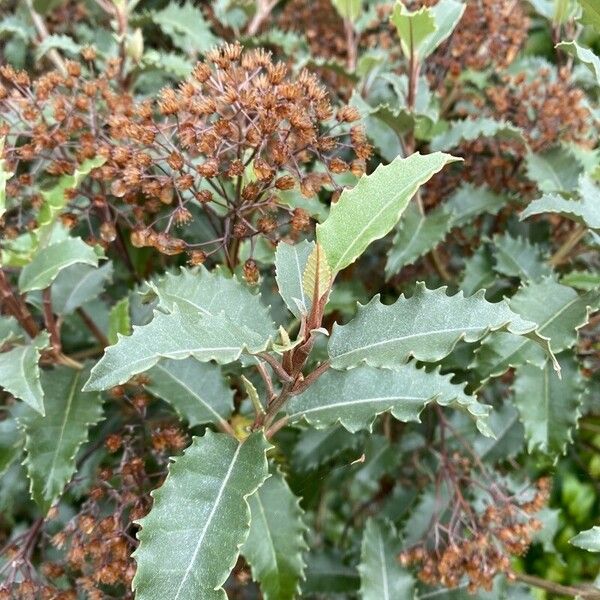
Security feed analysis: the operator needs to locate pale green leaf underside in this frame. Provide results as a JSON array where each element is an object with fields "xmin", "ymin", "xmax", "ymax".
[
  {"xmin": 557, "ymin": 41, "xmax": 600, "ymax": 86},
  {"xmin": 359, "ymin": 519, "xmax": 415, "ymax": 600},
  {"xmin": 242, "ymin": 468, "xmax": 308, "ymax": 600},
  {"xmin": 84, "ymin": 305, "xmax": 273, "ymax": 391},
  {"xmin": 570, "ymin": 527, "xmax": 600, "ymax": 552},
  {"xmin": 513, "ymin": 353, "xmax": 583, "ymax": 458},
  {"xmin": 18, "ymin": 237, "xmax": 100, "ymax": 293},
  {"xmin": 145, "ymin": 358, "xmax": 233, "ymax": 428},
  {"xmin": 418, "ymin": 0, "xmax": 465, "ymax": 59},
  {"xmin": 19, "ymin": 365, "xmax": 104, "ymax": 512},
  {"xmin": 275, "ymin": 240, "xmax": 315, "ymax": 317},
  {"xmin": 287, "ymin": 363, "xmax": 492, "ymax": 436},
  {"xmin": 0, "ymin": 332, "xmax": 49, "ymax": 414},
  {"xmin": 430, "ymin": 118, "xmax": 525, "ymax": 152},
  {"xmin": 133, "ymin": 431, "xmax": 271, "ymax": 600},
  {"xmin": 328, "ymin": 283, "xmax": 554, "ymax": 371},
  {"xmin": 473, "ymin": 278, "xmax": 599, "ymax": 381},
  {"xmin": 317, "ymin": 152, "xmax": 459, "ymax": 273},
  {"xmin": 390, "ymin": 3, "xmax": 436, "ymax": 59},
  {"xmin": 107, "ymin": 296, "xmax": 131, "ymax": 345}
]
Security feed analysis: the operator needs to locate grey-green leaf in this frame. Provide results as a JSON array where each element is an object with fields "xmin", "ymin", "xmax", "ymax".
[
  {"xmin": 513, "ymin": 353, "xmax": 583, "ymax": 458},
  {"xmin": 84, "ymin": 305, "xmax": 273, "ymax": 391},
  {"xmin": 287, "ymin": 363, "xmax": 492, "ymax": 436},
  {"xmin": 492, "ymin": 233, "xmax": 552, "ymax": 281},
  {"xmin": 18, "ymin": 237, "xmax": 101, "ymax": 293},
  {"xmin": 0, "ymin": 332, "xmax": 49, "ymax": 414},
  {"xmin": 525, "ymin": 146, "xmax": 582, "ymax": 193},
  {"xmin": 430, "ymin": 118, "xmax": 525, "ymax": 152},
  {"xmin": 359, "ymin": 518, "xmax": 415, "ymax": 600},
  {"xmin": 132, "ymin": 431, "xmax": 271, "ymax": 600},
  {"xmin": 275, "ymin": 240, "xmax": 315, "ymax": 317},
  {"xmin": 19, "ymin": 365, "xmax": 104, "ymax": 512},
  {"xmin": 316, "ymin": 152, "xmax": 459, "ymax": 273},
  {"xmin": 242, "ymin": 467, "xmax": 308, "ymax": 600},
  {"xmin": 328, "ymin": 284, "xmax": 555, "ymax": 371},
  {"xmin": 107, "ymin": 296, "xmax": 131, "ymax": 345},
  {"xmin": 145, "ymin": 358, "xmax": 233, "ymax": 428},
  {"xmin": 557, "ymin": 41, "xmax": 600, "ymax": 86},
  {"xmin": 570, "ymin": 527, "xmax": 600, "ymax": 552}
]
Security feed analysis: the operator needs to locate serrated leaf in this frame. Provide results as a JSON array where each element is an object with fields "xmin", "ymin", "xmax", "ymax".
[
  {"xmin": 242, "ymin": 467, "xmax": 307, "ymax": 600},
  {"xmin": 473, "ymin": 403, "xmax": 525, "ymax": 463},
  {"xmin": 51, "ymin": 261, "xmax": 113, "ymax": 315},
  {"xmin": 521, "ymin": 176, "xmax": 600, "ymax": 231},
  {"xmin": 445, "ymin": 183, "xmax": 508, "ymax": 227},
  {"xmin": 302, "ymin": 243, "xmax": 332, "ymax": 305},
  {"xmin": 18, "ymin": 237, "xmax": 101, "ymax": 293},
  {"xmin": 473, "ymin": 279, "xmax": 600, "ymax": 380},
  {"xmin": 84, "ymin": 304, "xmax": 273, "ymax": 391},
  {"xmin": 287, "ymin": 363, "xmax": 491, "ymax": 435},
  {"xmin": 578, "ymin": 0, "xmax": 600, "ymax": 31},
  {"xmin": 145, "ymin": 358, "xmax": 233, "ymax": 428},
  {"xmin": 418, "ymin": 0, "xmax": 465, "ymax": 58},
  {"xmin": 513, "ymin": 353, "xmax": 583, "ymax": 458},
  {"xmin": 107, "ymin": 296, "xmax": 131, "ymax": 345},
  {"xmin": 275, "ymin": 240, "xmax": 314, "ymax": 317},
  {"xmin": 570, "ymin": 526, "xmax": 600, "ymax": 552},
  {"xmin": 359, "ymin": 518, "xmax": 415, "ymax": 600},
  {"xmin": 328, "ymin": 284, "xmax": 555, "ymax": 371},
  {"xmin": 142, "ymin": 49, "xmax": 194, "ymax": 78},
  {"xmin": 385, "ymin": 202, "xmax": 453, "ymax": 277},
  {"xmin": 35, "ymin": 34, "xmax": 81, "ymax": 60},
  {"xmin": 561, "ymin": 270, "xmax": 600, "ymax": 291},
  {"xmin": 292, "ymin": 426, "xmax": 362, "ymax": 472},
  {"xmin": 460, "ymin": 246, "xmax": 496, "ymax": 296},
  {"xmin": 153, "ymin": 2, "xmax": 218, "ymax": 54},
  {"xmin": 0, "ymin": 137, "xmax": 13, "ymax": 219},
  {"xmin": 557, "ymin": 41, "xmax": 600, "ymax": 86},
  {"xmin": 19, "ymin": 365, "xmax": 104, "ymax": 512},
  {"xmin": 0, "ymin": 315, "xmax": 23, "ymax": 346},
  {"xmin": 317, "ymin": 152, "xmax": 459, "ymax": 273},
  {"xmin": 430, "ymin": 118, "xmax": 525, "ymax": 152},
  {"xmin": 302, "ymin": 551, "xmax": 360, "ymax": 595},
  {"xmin": 390, "ymin": 3, "xmax": 437, "ymax": 59},
  {"xmin": 492, "ymin": 233, "xmax": 552, "ymax": 281},
  {"xmin": 525, "ymin": 146, "xmax": 582, "ymax": 193},
  {"xmin": 132, "ymin": 431, "xmax": 271, "ymax": 600},
  {"xmin": 0, "ymin": 332, "xmax": 49, "ymax": 414}
]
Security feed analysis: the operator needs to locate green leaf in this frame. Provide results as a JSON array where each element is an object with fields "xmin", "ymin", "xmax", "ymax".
[
  {"xmin": 525, "ymin": 146, "xmax": 582, "ymax": 193},
  {"xmin": 302, "ymin": 551, "xmax": 360, "ymax": 595},
  {"xmin": 18, "ymin": 237, "xmax": 101, "ymax": 293},
  {"xmin": 513, "ymin": 353, "xmax": 583, "ymax": 458},
  {"xmin": 287, "ymin": 363, "xmax": 491, "ymax": 436},
  {"xmin": 359, "ymin": 518, "xmax": 415, "ymax": 600},
  {"xmin": 0, "ymin": 333, "xmax": 49, "ymax": 414},
  {"xmin": 145, "ymin": 358, "xmax": 233, "ymax": 428},
  {"xmin": 557, "ymin": 41, "xmax": 600, "ymax": 86},
  {"xmin": 570, "ymin": 526, "xmax": 600, "ymax": 552},
  {"xmin": 35, "ymin": 34, "xmax": 81, "ymax": 60},
  {"xmin": 275, "ymin": 240, "xmax": 315, "ymax": 317},
  {"xmin": 0, "ymin": 137, "xmax": 13, "ymax": 219},
  {"xmin": 578, "ymin": 0, "xmax": 600, "ymax": 31},
  {"xmin": 520, "ymin": 177, "xmax": 600, "ymax": 231},
  {"xmin": 153, "ymin": 2, "xmax": 218, "ymax": 55},
  {"xmin": 473, "ymin": 279, "xmax": 600, "ymax": 380},
  {"xmin": 328, "ymin": 284, "xmax": 555, "ymax": 371},
  {"xmin": 492, "ymin": 233, "xmax": 552, "ymax": 281},
  {"xmin": 107, "ymin": 296, "xmax": 131, "ymax": 345},
  {"xmin": 142, "ymin": 50, "xmax": 194, "ymax": 78},
  {"xmin": 292, "ymin": 426, "xmax": 362, "ymax": 472},
  {"xmin": 390, "ymin": 3, "xmax": 437, "ymax": 59},
  {"xmin": 331, "ymin": 0, "xmax": 361, "ymax": 21},
  {"xmin": 19, "ymin": 365, "xmax": 104, "ymax": 512},
  {"xmin": 84, "ymin": 304, "xmax": 273, "ymax": 391},
  {"xmin": 0, "ymin": 416, "xmax": 23, "ymax": 477},
  {"xmin": 242, "ymin": 467, "xmax": 307, "ymax": 600},
  {"xmin": 302, "ymin": 243, "xmax": 332, "ymax": 305},
  {"xmin": 0, "ymin": 315, "xmax": 23, "ymax": 346},
  {"xmin": 473, "ymin": 403, "xmax": 525, "ymax": 463},
  {"xmin": 417, "ymin": 0, "xmax": 465, "ymax": 58},
  {"xmin": 317, "ymin": 152, "xmax": 459, "ymax": 273},
  {"xmin": 460, "ymin": 246, "xmax": 496, "ymax": 296},
  {"xmin": 561, "ymin": 270, "xmax": 600, "ymax": 291},
  {"xmin": 51, "ymin": 262, "xmax": 113, "ymax": 315},
  {"xmin": 385, "ymin": 203, "xmax": 453, "ymax": 277},
  {"xmin": 431, "ymin": 118, "xmax": 525, "ymax": 152},
  {"xmin": 132, "ymin": 431, "xmax": 271, "ymax": 600}
]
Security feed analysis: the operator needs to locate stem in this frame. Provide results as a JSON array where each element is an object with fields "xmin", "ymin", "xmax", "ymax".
[
  {"xmin": 77, "ymin": 307, "xmax": 110, "ymax": 348},
  {"xmin": 42, "ymin": 288, "xmax": 61, "ymax": 354},
  {"xmin": 549, "ymin": 224, "xmax": 587, "ymax": 267},
  {"xmin": 512, "ymin": 572, "xmax": 600, "ymax": 599},
  {"xmin": 25, "ymin": 0, "xmax": 67, "ymax": 75},
  {"xmin": 246, "ymin": 0, "xmax": 278, "ymax": 36},
  {"xmin": 344, "ymin": 18, "xmax": 358, "ymax": 72}
]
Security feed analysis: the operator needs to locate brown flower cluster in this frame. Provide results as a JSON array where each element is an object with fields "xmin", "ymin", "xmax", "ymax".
[
  {"xmin": 400, "ymin": 468, "xmax": 551, "ymax": 593},
  {"xmin": 0, "ymin": 42, "xmax": 369, "ymax": 267}
]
